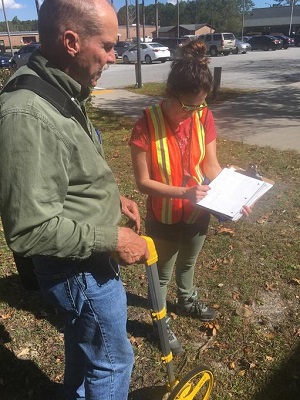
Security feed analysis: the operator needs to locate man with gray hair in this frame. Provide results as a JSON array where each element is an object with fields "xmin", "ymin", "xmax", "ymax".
[{"xmin": 0, "ymin": 0, "xmax": 149, "ymax": 398}]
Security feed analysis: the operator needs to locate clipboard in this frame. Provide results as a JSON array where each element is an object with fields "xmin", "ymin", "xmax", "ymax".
[{"xmin": 196, "ymin": 165, "xmax": 275, "ymax": 221}]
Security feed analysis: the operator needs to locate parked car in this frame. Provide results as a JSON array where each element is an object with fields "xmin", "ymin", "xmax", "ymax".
[
  {"xmin": 238, "ymin": 36, "xmax": 252, "ymax": 43},
  {"xmin": 198, "ymin": 32, "xmax": 236, "ymax": 56},
  {"xmin": 152, "ymin": 37, "xmax": 187, "ymax": 59},
  {"xmin": 10, "ymin": 43, "xmax": 40, "ymax": 69},
  {"xmin": 248, "ymin": 35, "xmax": 282, "ymax": 51},
  {"xmin": 272, "ymin": 35, "xmax": 294, "ymax": 49},
  {"xmin": 233, "ymin": 39, "xmax": 251, "ymax": 54},
  {"xmin": 0, "ymin": 54, "xmax": 10, "ymax": 68},
  {"xmin": 114, "ymin": 41, "xmax": 132, "ymax": 58},
  {"xmin": 122, "ymin": 42, "xmax": 170, "ymax": 64},
  {"xmin": 293, "ymin": 34, "xmax": 300, "ymax": 46}
]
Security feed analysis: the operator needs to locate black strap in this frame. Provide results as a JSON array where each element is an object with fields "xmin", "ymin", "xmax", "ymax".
[{"xmin": 1, "ymin": 74, "xmax": 91, "ymax": 137}]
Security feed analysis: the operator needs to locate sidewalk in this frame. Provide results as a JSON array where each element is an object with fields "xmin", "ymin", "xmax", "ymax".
[{"xmin": 91, "ymin": 83, "xmax": 300, "ymax": 152}]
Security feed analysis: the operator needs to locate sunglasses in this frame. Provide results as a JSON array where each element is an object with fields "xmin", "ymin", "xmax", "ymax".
[{"xmin": 176, "ymin": 97, "xmax": 207, "ymax": 112}]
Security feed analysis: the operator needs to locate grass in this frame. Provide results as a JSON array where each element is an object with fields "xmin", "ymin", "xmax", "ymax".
[
  {"xmin": 126, "ymin": 82, "xmax": 260, "ymax": 104},
  {"xmin": 0, "ymin": 84, "xmax": 299, "ymax": 400}
]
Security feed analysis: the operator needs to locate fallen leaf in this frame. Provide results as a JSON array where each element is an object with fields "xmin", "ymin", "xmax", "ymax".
[
  {"xmin": 17, "ymin": 347, "xmax": 30, "ymax": 357},
  {"xmin": 232, "ymin": 291, "xmax": 240, "ymax": 300},
  {"xmin": 235, "ymin": 305, "xmax": 253, "ymax": 318},
  {"xmin": 129, "ymin": 336, "xmax": 144, "ymax": 348},
  {"xmin": 263, "ymin": 332, "xmax": 276, "ymax": 340},
  {"xmin": 265, "ymin": 355, "xmax": 274, "ymax": 362},
  {"xmin": 264, "ymin": 282, "xmax": 277, "ymax": 291},
  {"xmin": 294, "ymin": 328, "xmax": 300, "ymax": 337},
  {"xmin": 169, "ymin": 312, "xmax": 178, "ymax": 320},
  {"xmin": 228, "ymin": 361, "xmax": 236, "ymax": 370},
  {"xmin": 256, "ymin": 213, "xmax": 271, "ymax": 224},
  {"xmin": 217, "ymin": 227, "xmax": 236, "ymax": 236},
  {"xmin": 289, "ymin": 278, "xmax": 300, "ymax": 285},
  {"xmin": 1, "ymin": 311, "xmax": 13, "ymax": 320},
  {"xmin": 238, "ymin": 370, "xmax": 246, "ymax": 376}
]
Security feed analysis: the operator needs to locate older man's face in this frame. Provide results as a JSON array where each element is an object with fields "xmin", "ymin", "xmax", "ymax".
[{"xmin": 71, "ymin": 1, "xmax": 118, "ymax": 88}]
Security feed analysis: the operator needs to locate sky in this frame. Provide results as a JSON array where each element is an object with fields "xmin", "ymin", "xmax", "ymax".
[{"xmin": 0, "ymin": 0, "xmax": 279, "ymax": 22}]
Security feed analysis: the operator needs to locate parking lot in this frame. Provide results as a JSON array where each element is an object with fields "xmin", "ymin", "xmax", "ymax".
[{"xmin": 98, "ymin": 46, "xmax": 300, "ymax": 90}]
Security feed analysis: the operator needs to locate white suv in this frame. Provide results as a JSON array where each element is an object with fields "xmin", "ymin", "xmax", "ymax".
[{"xmin": 199, "ymin": 33, "xmax": 236, "ymax": 56}]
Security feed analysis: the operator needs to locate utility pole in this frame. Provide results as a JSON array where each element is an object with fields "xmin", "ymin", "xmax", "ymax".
[
  {"xmin": 177, "ymin": 0, "xmax": 180, "ymax": 37},
  {"xmin": 126, "ymin": 0, "xmax": 129, "ymax": 39},
  {"xmin": 135, "ymin": 0, "xmax": 142, "ymax": 88},
  {"xmin": 1, "ymin": 0, "xmax": 13, "ymax": 56},
  {"xmin": 155, "ymin": 0, "xmax": 158, "ymax": 37},
  {"xmin": 35, "ymin": 0, "xmax": 40, "ymax": 15},
  {"xmin": 289, "ymin": 0, "xmax": 295, "ymax": 36},
  {"xmin": 241, "ymin": 0, "xmax": 245, "ymax": 41},
  {"xmin": 142, "ymin": 0, "xmax": 145, "ymax": 42}
]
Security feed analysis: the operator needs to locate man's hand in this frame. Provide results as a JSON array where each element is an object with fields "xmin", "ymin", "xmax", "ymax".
[
  {"xmin": 120, "ymin": 196, "xmax": 141, "ymax": 233},
  {"xmin": 116, "ymin": 227, "xmax": 149, "ymax": 266}
]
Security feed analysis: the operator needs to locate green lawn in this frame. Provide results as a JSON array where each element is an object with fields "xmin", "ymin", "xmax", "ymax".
[{"xmin": 0, "ymin": 84, "xmax": 299, "ymax": 400}]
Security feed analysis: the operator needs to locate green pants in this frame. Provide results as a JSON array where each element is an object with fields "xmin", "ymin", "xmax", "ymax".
[{"xmin": 146, "ymin": 214, "xmax": 210, "ymax": 307}]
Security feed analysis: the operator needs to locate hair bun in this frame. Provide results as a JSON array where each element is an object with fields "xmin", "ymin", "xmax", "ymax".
[{"xmin": 179, "ymin": 39, "xmax": 209, "ymax": 65}]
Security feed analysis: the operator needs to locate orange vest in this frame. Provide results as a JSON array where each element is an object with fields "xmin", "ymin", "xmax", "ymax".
[{"xmin": 145, "ymin": 103, "xmax": 207, "ymax": 225}]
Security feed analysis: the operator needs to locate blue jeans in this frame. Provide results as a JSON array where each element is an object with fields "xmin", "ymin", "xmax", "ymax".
[{"xmin": 33, "ymin": 254, "xmax": 134, "ymax": 400}]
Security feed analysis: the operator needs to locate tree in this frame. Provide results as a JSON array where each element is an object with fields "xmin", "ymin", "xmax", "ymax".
[
  {"xmin": 116, "ymin": 0, "xmax": 255, "ymax": 36},
  {"xmin": 273, "ymin": 0, "xmax": 299, "ymax": 5}
]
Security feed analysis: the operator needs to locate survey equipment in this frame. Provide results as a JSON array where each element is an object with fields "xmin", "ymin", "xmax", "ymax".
[{"xmin": 143, "ymin": 236, "xmax": 214, "ymax": 400}]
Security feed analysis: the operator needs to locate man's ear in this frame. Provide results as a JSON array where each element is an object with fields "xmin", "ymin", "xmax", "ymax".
[{"xmin": 64, "ymin": 30, "xmax": 80, "ymax": 57}]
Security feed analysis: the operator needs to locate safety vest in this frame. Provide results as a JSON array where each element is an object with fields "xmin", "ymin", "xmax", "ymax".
[{"xmin": 145, "ymin": 103, "xmax": 207, "ymax": 225}]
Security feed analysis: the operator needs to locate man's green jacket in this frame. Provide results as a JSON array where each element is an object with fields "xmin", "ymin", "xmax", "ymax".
[{"xmin": 0, "ymin": 51, "xmax": 121, "ymax": 259}]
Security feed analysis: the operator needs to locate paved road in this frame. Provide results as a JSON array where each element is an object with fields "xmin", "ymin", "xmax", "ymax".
[
  {"xmin": 98, "ymin": 46, "xmax": 300, "ymax": 90},
  {"xmin": 93, "ymin": 46, "xmax": 300, "ymax": 152}
]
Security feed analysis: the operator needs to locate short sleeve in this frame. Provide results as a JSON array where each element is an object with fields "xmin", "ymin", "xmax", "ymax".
[
  {"xmin": 204, "ymin": 109, "xmax": 217, "ymax": 145},
  {"xmin": 129, "ymin": 115, "xmax": 150, "ymax": 152}
]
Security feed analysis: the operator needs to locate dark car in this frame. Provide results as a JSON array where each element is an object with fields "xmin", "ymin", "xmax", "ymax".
[
  {"xmin": 152, "ymin": 37, "xmax": 187, "ymax": 59},
  {"xmin": 114, "ymin": 41, "xmax": 132, "ymax": 58},
  {"xmin": 272, "ymin": 35, "xmax": 294, "ymax": 49},
  {"xmin": 0, "ymin": 55, "xmax": 10, "ymax": 68},
  {"xmin": 238, "ymin": 36, "xmax": 252, "ymax": 43},
  {"xmin": 248, "ymin": 35, "xmax": 282, "ymax": 51},
  {"xmin": 293, "ymin": 34, "xmax": 300, "ymax": 46},
  {"xmin": 10, "ymin": 43, "xmax": 40, "ymax": 69}
]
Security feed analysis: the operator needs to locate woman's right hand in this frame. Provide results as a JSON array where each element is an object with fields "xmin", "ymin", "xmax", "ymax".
[{"xmin": 183, "ymin": 184, "xmax": 210, "ymax": 203}]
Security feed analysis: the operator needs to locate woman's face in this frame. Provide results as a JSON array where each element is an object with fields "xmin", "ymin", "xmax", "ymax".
[{"xmin": 164, "ymin": 92, "xmax": 208, "ymax": 122}]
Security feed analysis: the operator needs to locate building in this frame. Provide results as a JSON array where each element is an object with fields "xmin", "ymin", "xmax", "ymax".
[
  {"xmin": 153, "ymin": 23, "xmax": 213, "ymax": 38},
  {"xmin": 0, "ymin": 26, "xmax": 156, "ymax": 49},
  {"xmin": 116, "ymin": 25, "xmax": 155, "ymax": 41},
  {"xmin": 0, "ymin": 31, "xmax": 39, "ymax": 48},
  {"xmin": 244, "ymin": 5, "xmax": 300, "ymax": 36}
]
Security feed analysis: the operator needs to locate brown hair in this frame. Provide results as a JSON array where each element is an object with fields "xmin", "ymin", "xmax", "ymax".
[
  {"xmin": 38, "ymin": 0, "xmax": 110, "ymax": 48},
  {"xmin": 165, "ymin": 40, "xmax": 212, "ymax": 97}
]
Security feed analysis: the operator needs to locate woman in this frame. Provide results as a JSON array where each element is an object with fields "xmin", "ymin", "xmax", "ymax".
[{"xmin": 130, "ymin": 40, "xmax": 248, "ymax": 353}]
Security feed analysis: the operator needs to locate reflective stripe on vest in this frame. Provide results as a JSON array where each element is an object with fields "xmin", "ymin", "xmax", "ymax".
[{"xmin": 145, "ymin": 103, "xmax": 207, "ymax": 224}]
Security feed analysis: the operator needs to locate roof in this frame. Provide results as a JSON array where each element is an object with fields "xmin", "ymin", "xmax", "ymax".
[
  {"xmin": 158, "ymin": 26, "xmax": 175, "ymax": 33},
  {"xmin": 157, "ymin": 23, "xmax": 211, "ymax": 33},
  {"xmin": 244, "ymin": 5, "xmax": 300, "ymax": 28},
  {"xmin": 179, "ymin": 24, "xmax": 210, "ymax": 30}
]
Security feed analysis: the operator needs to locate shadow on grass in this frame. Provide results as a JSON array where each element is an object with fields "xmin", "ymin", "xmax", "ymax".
[
  {"xmin": 128, "ymin": 385, "xmax": 168, "ymax": 400},
  {"xmin": 252, "ymin": 341, "xmax": 300, "ymax": 400},
  {"xmin": 0, "ymin": 324, "xmax": 64, "ymax": 400},
  {"xmin": 0, "ymin": 273, "xmax": 64, "ymax": 331}
]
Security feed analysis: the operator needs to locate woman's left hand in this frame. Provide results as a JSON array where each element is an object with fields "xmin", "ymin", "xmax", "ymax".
[{"xmin": 241, "ymin": 205, "xmax": 252, "ymax": 217}]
